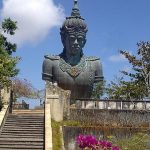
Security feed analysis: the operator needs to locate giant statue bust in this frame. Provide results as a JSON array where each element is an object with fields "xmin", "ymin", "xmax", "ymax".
[{"xmin": 42, "ymin": 0, "xmax": 103, "ymax": 103}]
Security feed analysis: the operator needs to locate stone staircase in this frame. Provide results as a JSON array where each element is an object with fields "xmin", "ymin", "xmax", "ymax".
[{"xmin": 0, "ymin": 109, "xmax": 45, "ymax": 150}]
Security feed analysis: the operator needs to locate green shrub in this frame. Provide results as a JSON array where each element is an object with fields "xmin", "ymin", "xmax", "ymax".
[
  {"xmin": 51, "ymin": 120, "xmax": 62, "ymax": 150},
  {"xmin": 108, "ymin": 133, "xmax": 149, "ymax": 150}
]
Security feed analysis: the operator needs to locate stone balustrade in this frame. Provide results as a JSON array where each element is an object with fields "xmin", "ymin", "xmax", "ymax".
[{"xmin": 75, "ymin": 99, "xmax": 150, "ymax": 110}]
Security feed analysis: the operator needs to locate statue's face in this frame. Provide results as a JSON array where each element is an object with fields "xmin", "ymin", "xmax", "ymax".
[{"xmin": 65, "ymin": 32, "xmax": 86, "ymax": 56}]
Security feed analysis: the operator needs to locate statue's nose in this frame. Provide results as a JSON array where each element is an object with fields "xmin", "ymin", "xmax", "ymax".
[{"xmin": 74, "ymin": 39, "xmax": 78, "ymax": 45}]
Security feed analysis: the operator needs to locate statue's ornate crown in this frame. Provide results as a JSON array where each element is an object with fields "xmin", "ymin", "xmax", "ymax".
[{"xmin": 60, "ymin": 0, "xmax": 88, "ymax": 35}]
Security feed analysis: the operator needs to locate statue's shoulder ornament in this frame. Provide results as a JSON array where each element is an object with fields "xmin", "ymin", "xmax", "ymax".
[
  {"xmin": 85, "ymin": 56, "xmax": 100, "ymax": 61},
  {"xmin": 44, "ymin": 55, "xmax": 60, "ymax": 60}
]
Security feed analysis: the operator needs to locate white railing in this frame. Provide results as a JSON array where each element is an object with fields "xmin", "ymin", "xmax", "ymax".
[{"xmin": 75, "ymin": 99, "xmax": 150, "ymax": 110}]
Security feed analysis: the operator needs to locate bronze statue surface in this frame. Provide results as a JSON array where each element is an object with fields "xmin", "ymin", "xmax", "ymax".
[{"xmin": 42, "ymin": 0, "xmax": 103, "ymax": 102}]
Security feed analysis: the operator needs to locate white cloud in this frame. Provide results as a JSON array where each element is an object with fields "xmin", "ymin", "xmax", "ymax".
[
  {"xmin": 0, "ymin": 0, "xmax": 65, "ymax": 45},
  {"xmin": 108, "ymin": 54, "xmax": 126, "ymax": 62}
]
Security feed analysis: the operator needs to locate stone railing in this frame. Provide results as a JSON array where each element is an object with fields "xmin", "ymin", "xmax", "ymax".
[
  {"xmin": 0, "ymin": 105, "xmax": 9, "ymax": 132},
  {"xmin": 12, "ymin": 101, "xmax": 29, "ymax": 110},
  {"xmin": 74, "ymin": 99, "xmax": 150, "ymax": 110},
  {"xmin": 69, "ymin": 99, "xmax": 150, "ymax": 127}
]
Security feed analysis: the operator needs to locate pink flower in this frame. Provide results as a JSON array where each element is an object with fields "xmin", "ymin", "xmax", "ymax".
[
  {"xmin": 98, "ymin": 140, "xmax": 112, "ymax": 148},
  {"xmin": 76, "ymin": 134, "xmax": 98, "ymax": 149},
  {"xmin": 76, "ymin": 134, "xmax": 120, "ymax": 150}
]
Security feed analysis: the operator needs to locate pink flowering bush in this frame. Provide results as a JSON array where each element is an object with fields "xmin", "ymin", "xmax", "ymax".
[{"xmin": 76, "ymin": 134, "xmax": 120, "ymax": 150}]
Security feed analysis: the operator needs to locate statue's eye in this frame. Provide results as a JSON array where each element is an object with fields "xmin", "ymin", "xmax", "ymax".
[
  {"xmin": 77, "ymin": 36, "xmax": 84, "ymax": 42},
  {"xmin": 69, "ymin": 36, "xmax": 75, "ymax": 41},
  {"xmin": 78, "ymin": 37, "xmax": 83, "ymax": 41}
]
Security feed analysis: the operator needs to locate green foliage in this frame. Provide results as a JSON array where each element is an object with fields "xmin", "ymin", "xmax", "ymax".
[
  {"xmin": 51, "ymin": 120, "xmax": 63, "ymax": 150},
  {"xmin": 107, "ymin": 41, "xmax": 150, "ymax": 100},
  {"xmin": 51, "ymin": 120, "xmax": 81, "ymax": 150},
  {"xmin": 0, "ymin": 18, "xmax": 19, "ymax": 89},
  {"xmin": 108, "ymin": 133, "xmax": 149, "ymax": 150},
  {"xmin": 1, "ymin": 18, "xmax": 17, "ymax": 55},
  {"xmin": 2, "ymin": 18, "xmax": 17, "ymax": 35},
  {"xmin": 0, "ymin": 48, "xmax": 19, "ymax": 88},
  {"xmin": 92, "ymin": 81, "xmax": 106, "ymax": 98},
  {"xmin": 120, "ymin": 41, "xmax": 150, "ymax": 98},
  {"xmin": 106, "ymin": 76, "xmax": 146, "ymax": 100}
]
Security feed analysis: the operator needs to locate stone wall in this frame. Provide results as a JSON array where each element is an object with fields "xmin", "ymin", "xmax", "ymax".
[{"xmin": 69, "ymin": 109, "xmax": 150, "ymax": 127}]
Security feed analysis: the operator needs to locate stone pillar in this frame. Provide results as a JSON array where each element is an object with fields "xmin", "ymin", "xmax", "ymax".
[{"xmin": 45, "ymin": 81, "xmax": 70, "ymax": 122}]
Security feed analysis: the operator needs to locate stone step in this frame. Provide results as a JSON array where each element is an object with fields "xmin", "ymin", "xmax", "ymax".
[
  {"xmin": 1, "ymin": 131, "xmax": 44, "ymax": 134},
  {"xmin": 4, "ymin": 123, "xmax": 43, "ymax": 126},
  {"xmin": 0, "ymin": 148, "xmax": 43, "ymax": 150},
  {"xmin": 12, "ymin": 113, "xmax": 44, "ymax": 115},
  {"xmin": 8, "ymin": 114, "xmax": 43, "ymax": 116},
  {"xmin": 12, "ymin": 114, "xmax": 44, "ymax": 116},
  {"xmin": 2, "ymin": 131, "xmax": 44, "ymax": 134},
  {"xmin": 2, "ymin": 128, "xmax": 44, "ymax": 132},
  {"xmin": 13, "ymin": 109, "xmax": 44, "ymax": 111},
  {"xmin": 0, "ymin": 145, "xmax": 44, "ymax": 149},
  {"xmin": 5, "ymin": 121, "xmax": 44, "ymax": 123},
  {"xmin": 4, "ymin": 126, "xmax": 43, "ymax": 129},
  {"xmin": 0, "ymin": 138, "xmax": 44, "ymax": 142},
  {"xmin": 7, "ymin": 116, "xmax": 44, "ymax": 120},
  {"xmin": 0, "ymin": 135, "xmax": 44, "ymax": 138},
  {"xmin": 3, "ymin": 126, "xmax": 43, "ymax": 129},
  {"xmin": 5, "ymin": 120, "xmax": 44, "ymax": 123},
  {"xmin": 6, "ymin": 117, "xmax": 44, "ymax": 119},
  {"xmin": 6, "ymin": 118, "xmax": 44, "ymax": 120},
  {"xmin": 0, "ymin": 141, "xmax": 44, "ymax": 145},
  {"xmin": 6, "ymin": 120, "xmax": 44, "ymax": 123},
  {"xmin": 12, "ymin": 111, "xmax": 44, "ymax": 114},
  {"xmin": 5, "ymin": 121, "xmax": 44, "ymax": 124},
  {"xmin": 6, "ymin": 121, "xmax": 44, "ymax": 123},
  {"xmin": 0, "ymin": 111, "xmax": 44, "ymax": 150}
]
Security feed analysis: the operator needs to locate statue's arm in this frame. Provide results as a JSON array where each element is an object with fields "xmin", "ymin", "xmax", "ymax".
[
  {"xmin": 94, "ymin": 60, "xmax": 104, "ymax": 83},
  {"xmin": 42, "ymin": 58, "xmax": 53, "ymax": 82}
]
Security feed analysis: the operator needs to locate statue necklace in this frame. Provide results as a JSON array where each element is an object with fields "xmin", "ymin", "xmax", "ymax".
[{"xmin": 59, "ymin": 56, "xmax": 86, "ymax": 77}]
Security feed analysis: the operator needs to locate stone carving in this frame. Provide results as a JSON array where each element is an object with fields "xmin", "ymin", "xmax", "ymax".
[{"xmin": 42, "ymin": 0, "xmax": 103, "ymax": 103}]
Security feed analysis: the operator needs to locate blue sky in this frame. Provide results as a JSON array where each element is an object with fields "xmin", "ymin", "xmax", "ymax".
[{"xmin": 0, "ymin": 0, "xmax": 150, "ymax": 92}]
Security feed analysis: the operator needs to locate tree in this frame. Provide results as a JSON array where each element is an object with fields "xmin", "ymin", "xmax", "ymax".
[
  {"xmin": 0, "ymin": 48, "xmax": 19, "ymax": 88},
  {"xmin": 0, "ymin": 18, "xmax": 19, "ymax": 110},
  {"xmin": 92, "ymin": 81, "xmax": 106, "ymax": 99},
  {"xmin": 106, "ymin": 76, "xmax": 146, "ymax": 100},
  {"xmin": 106, "ymin": 41, "xmax": 150, "ymax": 100},
  {"xmin": 12, "ymin": 78, "xmax": 39, "ymax": 101},
  {"xmin": 120, "ymin": 41, "xmax": 150, "ymax": 98},
  {"xmin": 0, "ymin": 18, "xmax": 19, "ymax": 89},
  {"xmin": 1, "ymin": 18, "xmax": 17, "ymax": 54}
]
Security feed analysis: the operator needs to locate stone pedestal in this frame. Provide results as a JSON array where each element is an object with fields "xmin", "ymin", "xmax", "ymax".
[
  {"xmin": 45, "ymin": 81, "xmax": 70, "ymax": 122},
  {"xmin": 46, "ymin": 94, "xmax": 62, "ymax": 122}
]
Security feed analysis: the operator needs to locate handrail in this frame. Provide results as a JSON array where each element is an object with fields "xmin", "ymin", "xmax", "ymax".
[{"xmin": 0, "ymin": 104, "xmax": 10, "ymax": 133}]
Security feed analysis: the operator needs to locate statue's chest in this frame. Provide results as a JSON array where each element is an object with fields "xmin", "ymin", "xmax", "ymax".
[{"xmin": 53, "ymin": 60, "xmax": 95, "ymax": 87}]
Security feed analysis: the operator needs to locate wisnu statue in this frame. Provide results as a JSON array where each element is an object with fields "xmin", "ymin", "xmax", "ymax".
[{"xmin": 42, "ymin": 0, "xmax": 103, "ymax": 103}]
